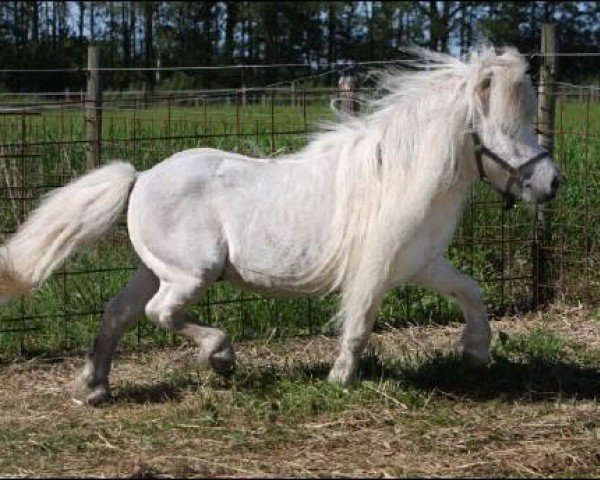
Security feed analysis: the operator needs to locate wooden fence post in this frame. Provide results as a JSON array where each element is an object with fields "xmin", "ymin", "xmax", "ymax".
[
  {"xmin": 85, "ymin": 45, "xmax": 102, "ymax": 169},
  {"xmin": 532, "ymin": 23, "xmax": 558, "ymax": 308}
]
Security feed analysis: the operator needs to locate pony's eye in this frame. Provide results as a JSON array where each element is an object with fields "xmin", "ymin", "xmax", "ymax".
[{"xmin": 480, "ymin": 76, "xmax": 492, "ymax": 90}]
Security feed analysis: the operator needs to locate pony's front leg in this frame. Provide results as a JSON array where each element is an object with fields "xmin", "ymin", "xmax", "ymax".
[
  {"xmin": 328, "ymin": 290, "xmax": 384, "ymax": 386},
  {"xmin": 413, "ymin": 256, "xmax": 492, "ymax": 368}
]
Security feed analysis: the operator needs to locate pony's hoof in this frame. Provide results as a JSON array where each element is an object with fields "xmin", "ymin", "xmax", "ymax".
[
  {"xmin": 461, "ymin": 348, "xmax": 491, "ymax": 373},
  {"xmin": 85, "ymin": 385, "xmax": 112, "ymax": 406},
  {"xmin": 72, "ymin": 380, "xmax": 111, "ymax": 406},
  {"xmin": 209, "ymin": 345, "xmax": 236, "ymax": 377}
]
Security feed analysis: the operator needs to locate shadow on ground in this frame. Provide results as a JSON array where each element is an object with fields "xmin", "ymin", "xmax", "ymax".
[
  {"xmin": 225, "ymin": 347, "xmax": 600, "ymax": 402},
  {"xmin": 109, "ymin": 351, "xmax": 600, "ymax": 406},
  {"xmin": 397, "ymin": 353, "xmax": 600, "ymax": 401},
  {"xmin": 113, "ymin": 378, "xmax": 202, "ymax": 404},
  {"xmin": 112, "ymin": 367, "xmax": 236, "ymax": 404}
]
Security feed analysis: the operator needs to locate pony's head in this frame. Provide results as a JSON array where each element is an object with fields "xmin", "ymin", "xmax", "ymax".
[{"xmin": 467, "ymin": 47, "xmax": 560, "ymax": 204}]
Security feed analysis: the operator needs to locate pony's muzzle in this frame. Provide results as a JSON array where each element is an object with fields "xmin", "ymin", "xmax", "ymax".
[
  {"xmin": 521, "ymin": 156, "xmax": 561, "ymax": 204},
  {"xmin": 525, "ymin": 170, "xmax": 560, "ymax": 203}
]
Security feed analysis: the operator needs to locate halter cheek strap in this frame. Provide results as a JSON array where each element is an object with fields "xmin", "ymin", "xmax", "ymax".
[{"xmin": 471, "ymin": 131, "xmax": 551, "ymax": 210}]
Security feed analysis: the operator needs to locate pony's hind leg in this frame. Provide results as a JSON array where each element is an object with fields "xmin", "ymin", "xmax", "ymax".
[
  {"xmin": 413, "ymin": 256, "xmax": 491, "ymax": 368},
  {"xmin": 74, "ymin": 263, "xmax": 159, "ymax": 405},
  {"xmin": 144, "ymin": 279, "xmax": 235, "ymax": 376}
]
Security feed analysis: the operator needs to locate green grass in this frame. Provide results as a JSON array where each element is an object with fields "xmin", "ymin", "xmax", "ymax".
[
  {"xmin": 1, "ymin": 312, "xmax": 600, "ymax": 476},
  {"xmin": 0, "ymin": 98, "xmax": 599, "ymax": 359}
]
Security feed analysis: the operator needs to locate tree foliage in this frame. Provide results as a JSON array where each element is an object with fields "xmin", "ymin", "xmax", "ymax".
[{"xmin": 0, "ymin": 1, "xmax": 597, "ymax": 91}]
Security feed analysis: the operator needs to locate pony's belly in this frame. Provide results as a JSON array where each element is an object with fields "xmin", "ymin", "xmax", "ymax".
[{"xmin": 221, "ymin": 261, "xmax": 328, "ymax": 298}]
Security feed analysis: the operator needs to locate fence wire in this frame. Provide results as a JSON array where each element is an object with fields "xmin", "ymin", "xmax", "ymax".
[{"xmin": 0, "ymin": 84, "xmax": 597, "ymax": 360}]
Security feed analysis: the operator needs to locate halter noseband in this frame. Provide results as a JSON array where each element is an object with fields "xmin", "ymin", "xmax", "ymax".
[{"xmin": 471, "ymin": 131, "xmax": 551, "ymax": 210}]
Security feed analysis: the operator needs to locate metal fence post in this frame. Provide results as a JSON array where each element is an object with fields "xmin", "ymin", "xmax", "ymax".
[
  {"xmin": 236, "ymin": 90, "xmax": 241, "ymax": 150},
  {"xmin": 291, "ymin": 80, "xmax": 295, "ymax": 107},
  {"xmin": 270, "ymin": 89, "xmax": 275, "ymax": 153},
  {"xmin": 532, "ymin": 23, "xmax": 557, "ymax": 308},
  {"xmin": 85, "ymin": 45, "xmax": 102, "ymax": 169}
]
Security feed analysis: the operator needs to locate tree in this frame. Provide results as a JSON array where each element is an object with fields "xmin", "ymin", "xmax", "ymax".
[
  {"xmin": 0, "ymin": 1, "xmax": 597, "ymax": 91},
  {"xmin": 414, "ymin": 1, "xmax": 462, "ymax": 52}
]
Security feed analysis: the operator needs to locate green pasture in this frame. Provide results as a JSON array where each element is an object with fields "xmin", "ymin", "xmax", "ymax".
[{"xmin": 0, "ymin": 98, "xmax": 598, "ymax": 359}]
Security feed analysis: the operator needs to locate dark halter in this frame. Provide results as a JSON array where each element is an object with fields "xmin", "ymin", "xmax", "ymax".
[{"xmin": 471, "ymin": 131, "xmax": 551, "ymax": 210}]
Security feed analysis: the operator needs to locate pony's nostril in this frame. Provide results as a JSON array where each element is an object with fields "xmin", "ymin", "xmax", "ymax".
[{"xmin": 551, "ymin": 175, "xmax": 560, "ymax": 192}]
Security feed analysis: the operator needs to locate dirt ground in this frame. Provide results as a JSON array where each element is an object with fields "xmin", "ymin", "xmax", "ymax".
[{"xmin": 1, "ymin": 304, "xmax": 599, "ymax": 478}]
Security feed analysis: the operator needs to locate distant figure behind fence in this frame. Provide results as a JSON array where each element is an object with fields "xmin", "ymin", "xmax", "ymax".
[{"xmin": 338, "ymin": 75, "xmax": 359, "ymax": 114}]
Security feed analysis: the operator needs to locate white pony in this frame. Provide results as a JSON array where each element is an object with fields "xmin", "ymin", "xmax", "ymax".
[{"xmin": 0, "ymin": 46, "xmax": 559, "ymax": 404}]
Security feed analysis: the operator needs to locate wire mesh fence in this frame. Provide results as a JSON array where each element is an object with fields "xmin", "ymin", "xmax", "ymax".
[{"xmin": 0, "ymin": 81, "xmax": 598, "ymax": 360}]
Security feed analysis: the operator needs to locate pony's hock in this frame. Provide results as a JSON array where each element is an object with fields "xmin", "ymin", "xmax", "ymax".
[{"xmin": 0, "ymin": 46, "xmax": 559, "ymax": 404}]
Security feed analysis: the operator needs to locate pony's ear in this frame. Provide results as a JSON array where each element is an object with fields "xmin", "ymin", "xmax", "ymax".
[{"xmin": 475, "ymin": 73, "xmax": 492, "ymax": 115}]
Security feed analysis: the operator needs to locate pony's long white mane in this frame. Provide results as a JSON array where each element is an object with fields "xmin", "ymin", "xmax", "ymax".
[{"xmin": 282, "ymin": 46, "xmax": 531, "ymax": 298}]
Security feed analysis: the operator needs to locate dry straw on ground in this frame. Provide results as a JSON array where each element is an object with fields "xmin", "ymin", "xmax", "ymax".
[{"xmin": 0, "ymin": 304, "xmax": 599, "ymax": 477}]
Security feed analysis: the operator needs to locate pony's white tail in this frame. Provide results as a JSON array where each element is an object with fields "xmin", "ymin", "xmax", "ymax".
[{"xmin": 0, "ymin": 161, "xmax": 137, "ymax": 302}]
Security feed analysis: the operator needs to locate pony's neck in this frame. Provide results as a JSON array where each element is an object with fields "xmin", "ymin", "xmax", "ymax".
[{"xmin": 285, "ymin": 76, "xmax": 479, "ymax": 293}]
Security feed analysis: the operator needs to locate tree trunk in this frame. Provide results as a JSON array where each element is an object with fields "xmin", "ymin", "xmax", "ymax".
[
  {"xmin": 32, "ymin": 1, "xmax": 39, "ymax": 43},
  {"xmin": 122, "ymin": 2, "xmax": 130, "ymax": 67},
  {"xmin": 530, "ymin": 2, "xmax": 537, "ymax": 46},
  {"xmin": 78, "ymin": 1, "xmax": 85, "ymax": 42},
  {"xmin": 439, "ymin": 0, "xmax": 451, "ymax": 52},
  {"xmin": 369, "ymin": 1, "xmax": 376, "ymax": 59},
  {"xmin": 261, "ymin": 4, "xmax": 276, "ymax": 64},
  {"xmin": 247, "ymin": 5, "xmax": 254, "ymax": 62},
  {"xmin": 51, "ymin": 0, "xmax": 57, "ymax": 50},
  {"xmin": 429, "ymin": 0, "xmax": 439, "ymax": 50},
  {"xmin": 202, "ymin": 3, "xmax": 213, "ymax": 64},
  {"xmin": 240, "ymin": 5, "xmax": 246, "ymax": 60},
  {"xmin": 459, "ymin": 2, "xmax": 466, "ymax": 56},
  {"xmin": 224, "ymin": 1, "xmax": 236, "ymax": 62},
  {"xmin": 90, "ymin": 0, "xmax": 95, "ymax": 42},
  {"xmin": 466, "ymin": 2, "xmax": 474, "ymax": 51},
  {"xmin": 327, "ymin": 2, "xmax": 335, "ymax": 66},
  {"xmin": 144, "ymin": 3, "xmax": 155, "ymax": 92},
  {"xmin": 129, "ymin": 5, "xmax": 135, "ymax": 63},
  {"xmin": 12, "ymin": 1, "xmax": 20, "ymax": 47},
  {"xmin": 396, "ymin": 8, "xmax": 404, "ymax": 47},
  {"xmin": 45, "ymin": 1, "xmax": 51, "ymax": 38},
  {"xmin": 144, "ymin": 3, "xmax": 154, "ymax": 66}
]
